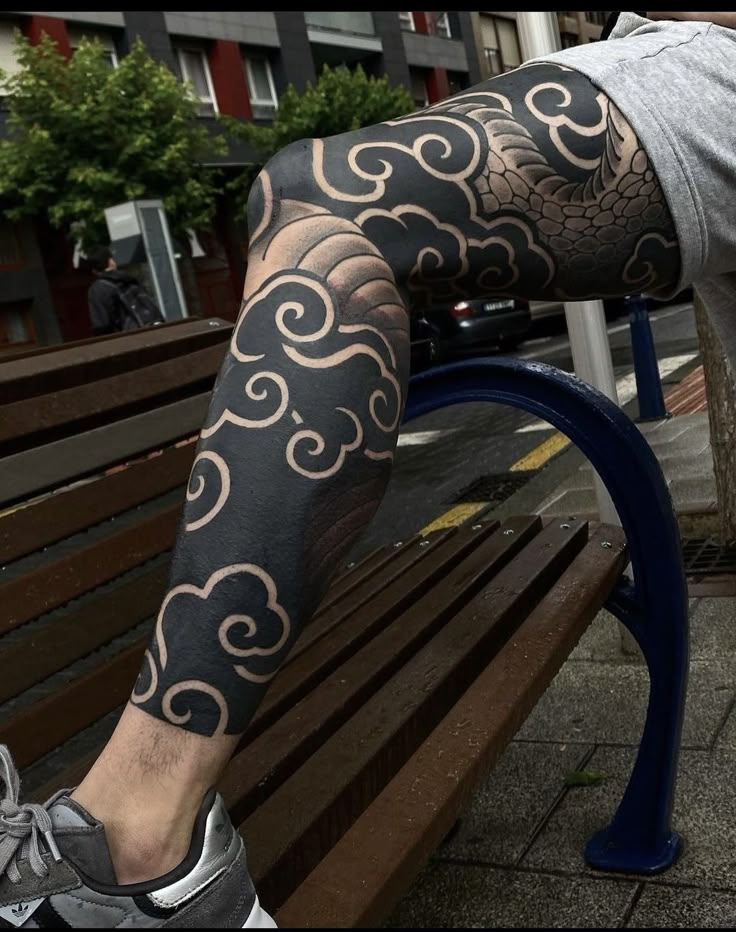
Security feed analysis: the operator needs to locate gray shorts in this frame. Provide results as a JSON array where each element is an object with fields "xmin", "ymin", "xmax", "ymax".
[{"xmin": 532, "ymin": 12, "xmax": 736, "ymax": 359}]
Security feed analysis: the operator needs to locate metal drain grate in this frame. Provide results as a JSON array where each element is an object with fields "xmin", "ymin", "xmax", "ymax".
[
  {"xmin": 453, "ymin": 472, "xmax": 535, "ymax": 506},
  {"xmin": 682, "ymin": 538, "xmax": 736, "ymax": 576}
]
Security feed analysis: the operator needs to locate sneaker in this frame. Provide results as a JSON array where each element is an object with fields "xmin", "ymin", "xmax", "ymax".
[{"xmin": 0, "ymin": 746, "xmax": 276, "ymax": 928}]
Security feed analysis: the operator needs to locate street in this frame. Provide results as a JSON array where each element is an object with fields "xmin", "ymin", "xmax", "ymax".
[{"xmin": 353, "ymin": 300, "xmax": 700, "ymax": 558}]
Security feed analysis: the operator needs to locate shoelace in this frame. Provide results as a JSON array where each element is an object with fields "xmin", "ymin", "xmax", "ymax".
[{"xmin": 0, "ymin": 745, "xmax": 61, "ymax": 884}]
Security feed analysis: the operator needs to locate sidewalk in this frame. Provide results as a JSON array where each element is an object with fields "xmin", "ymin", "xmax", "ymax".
[
  {"xmin": 390, "ymin": 364, "xmax": 736, "ymax": 929},
  {"xmin": 536, "ymin": 365, "xmax": 716, "ymax": 538}
]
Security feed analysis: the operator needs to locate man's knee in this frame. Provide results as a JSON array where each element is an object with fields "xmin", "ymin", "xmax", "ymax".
[{"xmin": 247, "ymin": 139, "xmax": 325, "ymax": 240}]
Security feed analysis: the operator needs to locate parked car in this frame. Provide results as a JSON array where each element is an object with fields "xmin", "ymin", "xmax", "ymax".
[{"xmin": 416, "ymin": 296, "xmax": 532, "ymax": 360}]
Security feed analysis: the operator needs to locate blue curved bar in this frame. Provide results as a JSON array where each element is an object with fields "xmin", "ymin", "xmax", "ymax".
[{"xmin": 406, "ymin": 357, "xmax": 688, "ymax": 873}]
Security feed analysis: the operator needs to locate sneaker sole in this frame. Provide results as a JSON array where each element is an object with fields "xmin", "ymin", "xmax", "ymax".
[{"xmin": 243, "ymin": 894, "xmax": 277, "ymax": 928}]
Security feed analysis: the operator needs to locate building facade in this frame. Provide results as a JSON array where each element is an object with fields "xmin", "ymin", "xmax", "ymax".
[{"xmin": 0, "ymin": 11, "xmax": 607, "ymax": 351}]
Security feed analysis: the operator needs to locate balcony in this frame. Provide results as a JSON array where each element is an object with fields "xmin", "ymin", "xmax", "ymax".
[
  {"xmin": 304, "ymin": 12, "xmax": 376, "ymax": 37},
  {"xmin": 401, "ymin": 11, "xmax": 467, "ymax": 73},
  {"xmin": 304, "ymin": 11, "xmax": 382, "ymax": 63}
]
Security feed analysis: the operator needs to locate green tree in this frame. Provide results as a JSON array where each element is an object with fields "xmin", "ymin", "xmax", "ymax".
[
  {"xmin": 225, "ymin": 64, "xmax": 414, "ymax": 219},
  {"xmin": 0, "ymin": 33, "xmax": 226, "ymax": 247}
]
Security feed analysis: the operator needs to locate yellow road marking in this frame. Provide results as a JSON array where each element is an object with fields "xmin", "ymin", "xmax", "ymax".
[
  {"xmin": 421, "ymin": 502, "xmax": 487, "ymax": 535},
  {"xmin": 510, "ymin": 431, "xmax": 570, "ymax": 472}
]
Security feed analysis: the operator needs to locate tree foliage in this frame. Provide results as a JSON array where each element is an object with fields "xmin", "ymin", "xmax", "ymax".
[
  {"xmin": 0, "ymin": 33, "xmax": 225, "ymax": 246},
  {"xmin": 226, "ymin": 64, "xmax": 414, "ymax": 219}
]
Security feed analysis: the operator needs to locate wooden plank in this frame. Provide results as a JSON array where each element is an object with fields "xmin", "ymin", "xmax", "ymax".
[
  {"xmin": 219, "ymin": 517, "xmax": 539, "ymax": 826},
  {"xmin": 275, "ymin": 524, "xmax": 628, "ymax": 928},
  {"xmin": 287, "ymin": 528, "xmax": 458, "ymax": 666},
  {"xmin": 0, "ymin": 644, "xmax": 144, "ymax": 771},
  {"xmin": 0, "ymin": 343, "xmax": 225, "ymax": 450},
  {"xmin": 0, "ymin": 562, "xmax": 167, "ymax": 704},
  {"xmin": 314, "ymin": 536, "xmax": 420, "ymax": 616},
  {"xmin": 0, "ymin": 394, "xmax": 209, "ymax": 507},
  {"xmin": 0, "ymin": 506, "xmax": 179, "ymax": 635},
  {"xmin": 0, "ymin": 318, "xmax": 199, "ymax": 362},
  {"xmin": 240, "ymin": 519, "xmax": 589, "ymax": 909},
  {"xmin": 242, "ymin": 522, "xmax": 499, "ymax": 745},
  {"xmin": 0, "ymin": 319, "xmax": 232, "ymax": 403},
  {"xmin": 0, "ymin": 444, "xmax": 193, "ymax": 565}
]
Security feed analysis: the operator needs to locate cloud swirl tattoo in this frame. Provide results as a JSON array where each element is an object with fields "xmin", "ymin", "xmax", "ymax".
[{"xmin": 132, "ymin": 62, "xmax": 680, "ymax": 737}]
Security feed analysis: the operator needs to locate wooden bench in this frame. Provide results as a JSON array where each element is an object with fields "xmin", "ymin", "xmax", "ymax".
[{"xmin": 0, "ymin": 329, "xmax": 689, "ymax": 927}]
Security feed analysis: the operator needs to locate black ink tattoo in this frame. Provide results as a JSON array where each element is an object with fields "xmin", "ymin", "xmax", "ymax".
[{"xmin": 133, "ymin": 64, "xmax": 680, "ymax": 736}]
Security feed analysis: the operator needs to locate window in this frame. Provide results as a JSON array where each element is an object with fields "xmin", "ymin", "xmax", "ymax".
[
  {"xmin": 69, "ymin": 29, "xmax": 118, "ymax": 68},
  {"xmin": 0, "ymin": 301, "xmax": 35, "ymax": 350},
  {"xmin": 434, "ymin": 12, "xmax": 452, "ymax": 39},
  {"xmin": 399, "ymin": 11, "xmax": 415, "ymax": 32},
  {"xmin": 0, "ymin": 22, "xmax": 21, "ymax": 94},
  {"xmin": 480, "ymin": 15, "xmax": 521, "ymax": 76},
  {"xmin": 0, "ymin": 221, "xmax": 22, "ymax": 269},
  {"xmin": 245, "ymin": 56, "xmax": 277, "ymax": 121},
  {"xmin": 410, "ymin": 70, "xmax": 429, "ymax": 109},
  {"xmin": 176, "ymin": 47, "xmax": 218, "ymax": 117}
]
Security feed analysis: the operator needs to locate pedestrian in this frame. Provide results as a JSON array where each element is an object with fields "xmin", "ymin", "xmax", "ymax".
[
  {"xmin": 87, "ymin": 245, "xmax": 165, "ymax": 336},
  {"xmin": 2, "ymin": 11, "xmax": 734, "ymax": 928}
]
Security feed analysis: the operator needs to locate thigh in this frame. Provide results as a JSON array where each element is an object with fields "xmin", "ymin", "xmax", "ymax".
[{"xmin": 265, "ymin": 63, "xmax": 681, "ymax": 306}]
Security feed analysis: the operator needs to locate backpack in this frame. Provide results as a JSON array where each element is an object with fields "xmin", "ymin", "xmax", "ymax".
[{"xmin": 102, "ymin": 278, "xmax": 165, "ymax": 330}]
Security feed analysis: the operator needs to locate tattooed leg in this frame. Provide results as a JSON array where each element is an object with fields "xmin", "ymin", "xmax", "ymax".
[{"xmin": 72, "ymin": 63, "xmax": 681, "ymax": 881}]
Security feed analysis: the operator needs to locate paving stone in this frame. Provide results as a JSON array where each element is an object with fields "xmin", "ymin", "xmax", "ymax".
[
  {"xmin": 387, "ymin": 862, "xmax": 637, "ymax": 929},
  {"xmin": 628, "ymin": 883, "xmax": 736, "ymax": 928},
  {"xmin": 690, "ymin": 597, "xmax": 736, "ymax": 662},
  {"xmin": 518, "ymin": 660, "xmax": 734, "ymax": 749},
  {"xmin": 437, "ymin": 741, "xmax": 592, "ymax": 865},
  {"xmin": 525, "ymin": 747, "xmax": 736, "ymax": 892}
]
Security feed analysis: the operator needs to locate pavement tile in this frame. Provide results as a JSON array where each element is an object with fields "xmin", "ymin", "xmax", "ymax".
[
  {"xmin": 437, "ymin": 741, "xmax": 592, "ymax": 865},
  {"xmin": 628, "ymin": 883, "xmax": 736, "ymax": 928},
  {"xmin": 670, "ymin": 476, "xmax": 718, "ymax": 505},
  {"xmin": 518, "ymin": 659, "xmax": 735, "ymax": 749},
  {"xmin": 525, "ymin": 747, "xmax": 736, "ymax": 892},
  {"xmin": 569, "ymin": 609, "xmax": 643, "ymax": 663},
  {"xmin": 387, "ymin": 862, "xmax": 637, "ymax": 928},
  {"xmin": 640, "ymin": 412, "xmax": 709, "ymax": 438},
  {"xmin": 690, "ymin": 597, "xmax": 736, "ymax": 662},
  {"xmin": 660, "ymin": 458, "xmax": 715, "ymax": 481}
]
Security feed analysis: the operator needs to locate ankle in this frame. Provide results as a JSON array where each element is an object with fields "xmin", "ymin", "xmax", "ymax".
[
  {"xmin": 70, "ymin": 705, "xmax": 238, "ymax": 884},
  {"xmin": 101, "ymin": 816, "xmax": 192, "ymax": 885},
  {"xmin": 72, "ymin": 777, "xmax": 198, "ymax": 885}
]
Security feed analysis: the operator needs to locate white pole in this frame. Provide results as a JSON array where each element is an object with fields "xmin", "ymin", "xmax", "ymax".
[{"xmin": 516, "ymin": 12, "xmax": 619, "ymax": 526}]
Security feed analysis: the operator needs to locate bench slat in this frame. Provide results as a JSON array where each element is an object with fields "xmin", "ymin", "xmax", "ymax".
[
  {"xmin": 275, "ymin": 524, "xmax": 627, "ymax": 928},
  {"xmin": 1, "ymin": 506, "xmax": 179, "ymax": 635},
  {"xmin": 243, "ymin": 522, "xmax": 499, "ymax": 745},
  {"xmin": 0, "ymin": 563, "xmax": 168, "ymax": 705},
  {"xmin": 219, "ymin": 516, "xmax": 538, "ymax": 826},
  {"xmin": 0, "ymin": 320, "xmax": 231, "ymax": 403},
  {"xmin": 0, "ymin": 444, "xmax": 193, "ymax": 565},
  {"xmin": 0, "ymin": 643, "xmax": 144, "ymax": 771},
  {"xmin": 288, "ymin": 528, "xmax": 456, "ymax": 666},
  {"xmin": 0, "ymin": 343, "xmax": 225, "ymax": 451},
  {"xmin": 314, "ymin": 536, "xmax": 419, "ymax": 616},
  {"xmin": 0, "ymin": 394, "xmax": 209, "ymax": 507},
  {"xmin": 241, "ymin": 519, "xmax": 588, "ymax": 910}
]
